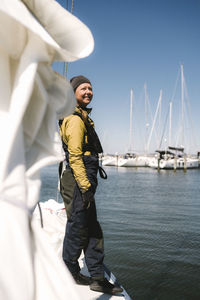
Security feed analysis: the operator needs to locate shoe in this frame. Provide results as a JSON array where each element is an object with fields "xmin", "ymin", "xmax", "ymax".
[
  {"xmin": 73, "ymin": 272, "xmax": 91, "ymax": 285},
  {"xmin": 90, "ymin": 278, "xmax": 123, "ymax": 295}
]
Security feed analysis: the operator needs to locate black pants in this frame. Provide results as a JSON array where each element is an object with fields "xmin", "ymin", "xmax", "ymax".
[{"xmin": 61, "ymin": 155, "xmax": 105, "ymax": 278}]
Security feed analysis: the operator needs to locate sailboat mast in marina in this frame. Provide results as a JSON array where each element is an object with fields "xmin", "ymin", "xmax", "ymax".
[
  {"xmin": 117, "ymin": 88, "xmax": 149, "ymax": 167},
  {"xmin": 148, "ymin": 64, "xmax": 199, "ymax": 170},
  {"xmin": 181, "ymin": 64, "xmax": 185, "ymax": 148},
  {"xmin": 129, "ymin": 88, "xmax": 134, "ymax": 153},
  {"xmin": 144, "ymin": 83, "xmax": 150, "ymax": 154},
  {"xmin": 146, "ymin": 89, "xmax": 162, "ymax": 152}
]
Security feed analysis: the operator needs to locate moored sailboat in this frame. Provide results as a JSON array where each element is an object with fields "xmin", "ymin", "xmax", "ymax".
[
  {"xmin": 149, "ymin": 65, "xmax": 199, "ymax": 170},
  {"xmin": 102, "ymin": 154, "xmax": 119, "ymax": 166},
  {"xmin": 148, "ymin": 147, "xmax": 199, "ymax": 169},
  {"xmin": 117, "ymin": 89, "xmax": 150, "ymax": 167},
  {"xmin": 117, "ymin": 152, "xmax": 149, "ymax": 167}
]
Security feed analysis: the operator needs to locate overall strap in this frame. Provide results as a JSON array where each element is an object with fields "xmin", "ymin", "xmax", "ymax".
[
  {"xmin": 73, "ymin": 112, "xmax": 107, "ymax": 180},
  {"xmin": 73, "ymin": 111, "xmax": 103, "ymax": 154}
]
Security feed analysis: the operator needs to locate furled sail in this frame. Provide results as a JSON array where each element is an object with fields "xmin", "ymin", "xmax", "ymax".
[{"xmin": 0, "ymin": 1, "xmax": 94, "ymax": 299}]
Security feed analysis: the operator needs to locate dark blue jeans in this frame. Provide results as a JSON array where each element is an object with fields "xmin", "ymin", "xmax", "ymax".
[{"xmin": 61, "ymin": 156, "xmax": 105, "ymax": 278}]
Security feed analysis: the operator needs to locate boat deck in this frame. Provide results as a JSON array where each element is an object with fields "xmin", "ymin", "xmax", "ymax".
[{"xmin": 34, "ymin": 200, "xmax": 132, "ymax": 300}]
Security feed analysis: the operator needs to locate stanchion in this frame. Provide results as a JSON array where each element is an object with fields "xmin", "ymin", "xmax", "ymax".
[
  {"xmin": 174, "ymin": 157, "xmax": 177, "ymax": 172},
  {"xmin": 184, "ymin": 156, "xmax": 187, "ymax": 172}
]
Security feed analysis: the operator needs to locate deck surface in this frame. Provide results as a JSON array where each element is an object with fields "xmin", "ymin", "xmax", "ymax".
[{"xmin": 34, "ymin": 200, "xmax": 132, "ymax": 300}]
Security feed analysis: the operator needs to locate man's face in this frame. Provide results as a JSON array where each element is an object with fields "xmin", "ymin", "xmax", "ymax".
[{"xmin": 75, "ymin": 83, "xmax": 93, "ymax": 108}]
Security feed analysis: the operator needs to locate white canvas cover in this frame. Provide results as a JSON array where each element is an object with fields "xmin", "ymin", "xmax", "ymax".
[{"xmin": 0, "ymin": 1, "xmax": 94, "ymax": 299}]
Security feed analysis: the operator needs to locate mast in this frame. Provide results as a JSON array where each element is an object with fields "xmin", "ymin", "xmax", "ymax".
[
  {"xmin": 129, "ymin": 88, "xmax": 134, "ymax": 153},
  {"xmin": 144, "ymin": 83, "xmax": 149, "ymax": 153},
  {"xmin": 169, "ymin": 101, "xmax": 172, "ymax": 146},
  {"xmin": 147, "ymin": 89, "xmax": 162, "ymax": 151},
  {"xmin": 181, "ymin": 64, "xmax": 184, "ymax": 148},
  {"xmin": 158, "ymin": 90, "xmax": 162, "ymax": 149}
]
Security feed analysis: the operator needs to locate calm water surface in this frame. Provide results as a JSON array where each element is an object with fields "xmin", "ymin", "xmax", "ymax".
[{"xmin": 40, "ymin": 165, "xmax": 200, "ymax": 300}]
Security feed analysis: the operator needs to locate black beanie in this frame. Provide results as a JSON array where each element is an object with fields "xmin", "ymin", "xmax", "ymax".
[{"xmin": 70, "ymin": 75, "xmax": 91, "ymax": 92}]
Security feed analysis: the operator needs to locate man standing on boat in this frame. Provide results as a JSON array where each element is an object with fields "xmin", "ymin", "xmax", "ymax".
[{"xmin": 59, "ymin": 75, "xmax": 122, "ymax": 295}]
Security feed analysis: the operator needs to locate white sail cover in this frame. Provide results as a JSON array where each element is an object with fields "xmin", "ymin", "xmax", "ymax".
[{"xmin": 0, "ymin": 1, "xmax": 94, "ymax": 299}]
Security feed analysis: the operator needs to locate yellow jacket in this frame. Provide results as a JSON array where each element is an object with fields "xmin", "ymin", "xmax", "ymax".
[{"xmin": 60, "ymin": 106, "xmax": 94, "ymax": 192}]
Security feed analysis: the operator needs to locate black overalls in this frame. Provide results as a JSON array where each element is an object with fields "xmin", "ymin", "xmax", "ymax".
[{"xmin": 60, "ymin": 113, "xmax": 105, "ymax": 279}]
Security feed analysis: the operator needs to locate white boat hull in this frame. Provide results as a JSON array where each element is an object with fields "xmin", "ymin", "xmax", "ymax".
[
  {"xmin": 149, "ymin": 157, "xmax": 199, "ymax": 169},
  {"xmin": 117, "ymin": 156, "xmax": 149, "ymax": 167},
  {"xmin": 102, "ymin": 156, "xmax": 118, "ymax": 166}
]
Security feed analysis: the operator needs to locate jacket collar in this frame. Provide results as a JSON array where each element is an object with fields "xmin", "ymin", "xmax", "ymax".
[{"xmin": 75, "ymin": 106, "xmax": 92, "ymax": 115}]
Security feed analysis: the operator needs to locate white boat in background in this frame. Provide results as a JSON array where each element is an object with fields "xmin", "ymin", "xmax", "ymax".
[
  {"xmin": 148, "ymin": 147, "xmax": 199, "ymax": 170},
  {"xmin": 161, "ymin": 157, "xmax": 199, "ymax": 169},
  {"xmin": 116, "ymin": 89, "xmax": 149, "ymax": 168},
  {"xmin": 149, "ymin": 156, "xmax": 199, "ymax": 170},
  {"xmin": 117, "ymin": 153, "xmax": 149, "ymax": 167},
  {"xmin": 149, "ymin": 65, "xmax": 199, "ymax": 170},
  {"xmin": 102, "ymin": 153, "xmax": 151, "ymax": 167},
  {"xmin": 102, "ymin": 154, "xmax": 119, "ymax": 166}
]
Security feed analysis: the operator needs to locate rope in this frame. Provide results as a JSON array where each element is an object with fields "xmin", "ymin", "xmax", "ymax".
[
  {"xmin": 65, "ymin": 0, "xmax": 74, "ymax": 13},
  {"xmin": 71, "ymin": 0, "xmax": 74, "ymax": 13},
  {"xmin": 37, "ymin": 202, "xmax": 44, "ymax": 228}
]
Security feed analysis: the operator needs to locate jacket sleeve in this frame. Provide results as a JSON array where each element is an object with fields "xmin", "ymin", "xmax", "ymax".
[{"xmin": 62, "ymin": 115, "xmax": 91, "ymax": 192}]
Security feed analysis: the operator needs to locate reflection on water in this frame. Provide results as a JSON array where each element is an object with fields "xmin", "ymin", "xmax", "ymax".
[{"xmin": 41, "ymin": 165, "xmax": 200, "ymax": 300}]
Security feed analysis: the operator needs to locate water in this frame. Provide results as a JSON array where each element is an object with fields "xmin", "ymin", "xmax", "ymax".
[{"xmin": 40, "ymin": 165, "xmax": 200, "ymax": 300}]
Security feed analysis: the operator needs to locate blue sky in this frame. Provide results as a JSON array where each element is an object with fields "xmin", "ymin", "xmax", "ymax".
[{"xmin": 55, "ymin": 0, "xmax": 200, "ymax": 154}]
